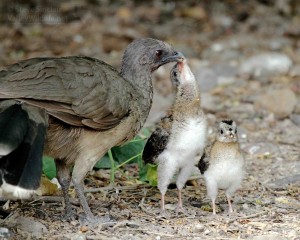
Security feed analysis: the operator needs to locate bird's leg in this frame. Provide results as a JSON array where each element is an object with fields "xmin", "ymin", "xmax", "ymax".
[
  {"xmin": 175, "ymin": 165, "xmax": 193, "ymax": 215},
  {"xmin": 72, "ymin": 179, "xmax": 97, "ymax": 223},
  {"xmin": 55, "ymin": 159, "xmax": 73, "ymax": 220},
  {"xmin": 226, "ymin": 194, "xmax": 234, "ymax": 214},
  {"xmin": 71, "ymin": 156, "xmax": 112, "ymax": 226},
  {"xmin": 212, "ymin": 198, "xmax": 217, "ymax": 215},
  {"xmin": 160, "ymin": 193, "xmax": 166, "ymax": 215},
  {"xmin": 176, "ymin": 188, "xmax": 186, "ymax": 215}
]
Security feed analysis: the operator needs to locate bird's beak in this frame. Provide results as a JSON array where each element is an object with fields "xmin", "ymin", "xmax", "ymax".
[{"xmin": 161, "ymin": 52, "xmax": 185, "ymax": 64}]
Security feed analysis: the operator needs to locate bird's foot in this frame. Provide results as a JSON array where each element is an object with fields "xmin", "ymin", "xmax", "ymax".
[
  {"xmin": 62, "ymin": 208, "xmax": 76, "ymax": 221},
  {"xmin": 206, "ymin": 213, "xmax": 220, "ymax": 221},
  {"xmin": 157, "ymin": 209, "xmax": 171, "ymax": 219},
  {"xmin": 176, "ymin": 205, "xmax": 189, "ymax": 216}
]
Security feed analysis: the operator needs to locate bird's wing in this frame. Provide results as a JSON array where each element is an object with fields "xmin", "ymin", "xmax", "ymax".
[
  {"xmin": 197, "ymin": 142, "xmax": 214, "ymax": 174},
  {"xmin": 0, "ymin": 56, "xmax": 132, "ymax": 130},
  {"xmin": 142, "ymin": 116, "xmax": 171, "ymax": 164}
]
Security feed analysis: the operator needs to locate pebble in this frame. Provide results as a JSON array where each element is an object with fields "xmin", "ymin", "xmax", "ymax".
[
  {"xmin": 254, "ymin": 88, "xmax": 297, "ymax": 119},
  {"xmin": 16, "ymin": 216, "xmax": 48, "ymax": 237},
  {"xmin": 290, "ymin": 114, "xmax": 300, "ymax": 126},
  {"xmin": 71, "ymin": 233, "xmax": 86, "ymax": 240},
  {"xmin": 240, "ymin": 53, "xmax": 293, "ymax": 78},
  {"xmin": 212, "ymin": 63, "xmax": 238, "ymax": 85},
  {"xmin": 192, "ymin": 223, "xmax": 205, "ymax": 233},
  {"xmin": 0, "ymin": 227, "xmax": 11, "ymax": 239},
  {"xmin": 242, "ymin": 142, "xmax": 280, "ymax": 156}
]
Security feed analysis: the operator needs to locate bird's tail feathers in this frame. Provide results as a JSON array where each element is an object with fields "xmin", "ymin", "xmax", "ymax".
[{"xmin": 0, "ymin": 104, "xmax": 47, "ymax": 199}]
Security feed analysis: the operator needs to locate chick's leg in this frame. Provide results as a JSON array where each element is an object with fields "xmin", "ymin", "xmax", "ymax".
[
  {"xmin": 175, "ymin": 163, "xmax": 193, "ymax": 215},
  {"xmin": 205, "ymin": 178, "xmax": 218, "ymax": 215},
  {"xmin": 157, "ymin": 156, "xmax": 177, "ymax": 216}
]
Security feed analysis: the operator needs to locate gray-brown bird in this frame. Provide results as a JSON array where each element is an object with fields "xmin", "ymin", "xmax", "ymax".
[
  {"xmin": 0, "ymin": 38, "xmax": 184, "ymax": 224},
  {"xmin": 198, "ymin": 120, "xmax": 244, "ymax": 215},
  {"xmin": 143, "ymin": 60, "xmax": 207, "ymax": 216}
]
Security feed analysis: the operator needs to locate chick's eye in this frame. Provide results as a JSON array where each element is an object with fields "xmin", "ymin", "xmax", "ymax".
[
  {"xmin": 173, "ymin": 71, "xmax": 178, "ymax": 77},
  {"xmin": 220, "ymin": 129, "xmax": 223, "ymax": 134},
  {"xmin": 155, "ymin": 50, "xmax": 163, "ymax": 58}
]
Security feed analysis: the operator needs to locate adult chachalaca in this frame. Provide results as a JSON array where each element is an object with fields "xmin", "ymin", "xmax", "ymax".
[{"xmin": 0, "ymin": 38, "xmax": 184, "ymax": 224}]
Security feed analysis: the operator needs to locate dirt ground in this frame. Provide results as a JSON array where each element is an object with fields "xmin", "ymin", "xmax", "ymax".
[{"xmin": 0, "ymin": 1, "xmax": 299, "ymax": 239}]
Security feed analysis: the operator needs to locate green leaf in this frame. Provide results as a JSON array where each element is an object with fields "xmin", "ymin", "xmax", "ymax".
[
  {"xmin": 140, "ymin": 163, "xmax": 158, "ymax": 186},
  {"xmin": 42, "ymin": 156, "xmax": 56, "ymax": 180},
  {"xmin": 94, "ymin": 154, "xmax": 112, "ymax": 169},
  {"xmin": 111, "ymin": 136, "xmax": 146, "ymax": 164}
]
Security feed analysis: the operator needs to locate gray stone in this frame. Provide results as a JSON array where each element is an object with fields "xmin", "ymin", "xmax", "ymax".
[
  {"xmin": 254, "ymin": 88, "xmax": 297, "ymax": 119},
  {"xmin": 242, "ymin": 142, "xmax": 280, "ymax": 156},
  {"xmin": 0, "ymin": 227, "xmax": 12, "ymax": 239},
  {"xmin": 212, "ymin": 63, "xmax": 238, "ymax": 85},
  {"xmin": 290, "ymin": 114, "xmax": 300, "ymax": 126},
  {"xmin": 71, "ymin": 233, "xmax": 86, "ymax": 240},
  {"xmin": 16, "ymin": 216, "xmax": 48, "ymax": 237},
  {"xmin": 192, "ymin": 223, "xmax": 205, "ymax": 233},
  {"xmin": 240, "ymin": 53, "xmax": 293, "ymax": 78}
]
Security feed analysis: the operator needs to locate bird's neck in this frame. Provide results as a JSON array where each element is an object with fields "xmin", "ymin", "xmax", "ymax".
[{"xmin": 121, "ymin": 63, "xmax": 153, "ymax": 119}]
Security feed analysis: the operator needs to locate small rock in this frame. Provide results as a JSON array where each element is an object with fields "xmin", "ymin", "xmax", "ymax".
[
  {"xmin": 254, "ymin": 88, "xmax": 297, "ymax": 119},
  {"xmin": 192, "ymin": 223, "xmax": 205, "ymax": 233},
  {"xmin": 240, "ymin": 53, "xmax": 293, "ymax": 78},
  {"xmin": 0, "ymin": 227, "xmax": 12, "ymax": 239},
  {"xmin": 290, "ymin": 114, "xmax": 300, "ymax": 126},
  {"xmin": 212, "ymin": 63, "xmax": 238, "ymax": 86},
  {"xmin": 16, "ymin": 216, "xmax": 47, "ymax": 237},
  {"xmin": 71, "ymin": 233, "xmax": 86, "ymax": 240},
  {"xmin": 242, "ymin": 142, "xmax": 280, "ymax": 156}
]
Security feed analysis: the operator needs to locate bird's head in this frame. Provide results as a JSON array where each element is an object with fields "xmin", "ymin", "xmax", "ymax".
[
  {"xmin": 121, "ymin": 38, "xmax": 184, "ymax": 74},
  {"xmin": 217, "ymin": 120, "xmax": 238, "ymax": 143},
  {"xmin": 170, "ymin": 59, "xmax": 195, "ymax": 87}
]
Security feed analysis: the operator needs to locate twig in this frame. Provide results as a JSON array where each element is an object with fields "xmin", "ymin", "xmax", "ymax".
[
  {"xmin": 228, "ymin": 207, "xmax": 277, "ymax": 223},
  {"xmin": 118, "ymin": 228, "xmax": 175, "ymax": 237},
  {"xmin": 84, "ymin": 184, "xmax": 150, "ymax": 193},
  {"xmin": 138, "ymin": 196, "xmax": 155, "ymax": 216}
]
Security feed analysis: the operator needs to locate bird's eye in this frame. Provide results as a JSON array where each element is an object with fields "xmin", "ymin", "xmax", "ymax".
[
  {"xmin": 173, "ymin": 71, "xmax": 178, "ymax": 77},
  {"xmin": 229, "ymin": 128, "xmax": 232, "ymax": 131},
  {"xmin": 220, "ymin": 129, "xmax": 223, "ymax": 134},
  {"xmin": 155, "ymin": 50, "xmax": 163, "ymax": 58}
]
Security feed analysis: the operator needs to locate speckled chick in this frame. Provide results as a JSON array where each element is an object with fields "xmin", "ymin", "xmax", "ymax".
[
  {"xmin": 143, "ymin": 60, "xmax": 207, "ymax": 215},
  {"xmin": 198, "ymin": 120, "xmax": 244, "ymax": 215}
]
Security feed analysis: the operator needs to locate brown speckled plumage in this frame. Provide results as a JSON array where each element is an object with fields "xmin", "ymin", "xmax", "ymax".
[
  {"xmin": 198, "ymin": 120, "xmax": 244, "ymax": 215},
  {"xmin": 143, "ymin": 60, "xmax": 207, "ymax": 215}
]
